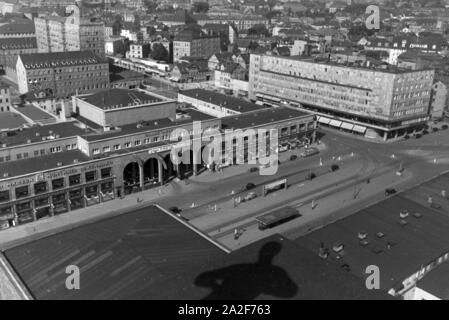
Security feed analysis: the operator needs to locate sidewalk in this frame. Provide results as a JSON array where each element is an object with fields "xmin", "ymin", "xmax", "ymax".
[{"xmin": 0, "ymin": 184, "xmax": 176, "ymax": 249}]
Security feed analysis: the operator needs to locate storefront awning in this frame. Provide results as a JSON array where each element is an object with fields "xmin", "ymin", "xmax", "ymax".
[
  {"xmin": 353, "ymin": 125, "xmax": 367, "ymax": 134},
  {"xmin": 318, "ymin": 116, "xmax": 331, "ymax": 125},
  {"xmin": 329, "ymin": 120, "xmax": 343, "ymax": 128},
  {"xmin": 340, "ymin": 122, "xmax": 354, "ymax": 130}
]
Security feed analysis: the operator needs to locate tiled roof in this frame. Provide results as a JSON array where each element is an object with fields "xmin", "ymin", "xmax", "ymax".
[
  {"xmin": 0, "ymin": 37, "xmax": 36, "ymax": 50},
  {"xmin": 19, "ymin": 51, "xmax": 106, "ymax": 69},
  {"xmin": 0, "ymin": 22, "xmax": 35, "ymax": 35}
]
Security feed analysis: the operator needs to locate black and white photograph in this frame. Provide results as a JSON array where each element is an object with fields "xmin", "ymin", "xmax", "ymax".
[{"xmin": 0, "ymin": 0, "xmax": 448, "ymax": 306}]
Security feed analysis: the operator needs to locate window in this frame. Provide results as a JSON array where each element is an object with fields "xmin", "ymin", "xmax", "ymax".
[
  {"xmin": 92, "ymin": 148, "xmax": 100, "ymax": 155},
  {"xmin": 101, "ymin": 167, "xmax": 112, "ymax": 179},
  {"xmin": 35, "ymin": 197, "xmax": 49, "ymax": 208},
  {"xmin": 85, "ymin": 185, "xmax": 98, "ymax": 197},
  {"xmin": 52, "ymin": 178, "xmax": 64, "ymax": 190},
  {"xmin": 124, "ymin": 142, "xmax": 131, "ymax": 148},
  {"xmin": 15, "ymin": 186, "xmax": 29, "ymax": 199},
  {"xmin": 85, "ymin": 171, "xmax": 97, "ymax": 182},
  {"xmin": 69, "ymin": 174, "xmax": 81, "ymax": 186},
  {"xmin": 34, "ymin": 182, "xmax": 48, "ymax": 195},
  {"xmin": 113, "ymin": 144, "xmax": 121, "ymax": 150},
  {"xmin": 16, "ymin": 201, "xmax": 31, "ymax": 212},
  {"xmin": 134, "ymin": 140, "xmax": 141, "ymax": 146},
  {"xmin": 0, "ymin": 191, "xmax": 10, "ymax": 203},
  {"xmin": 52, "ymin": 193, "xmax": 66, "ymax": 203},
  {"xmin": 103, "ymin": 146, "xmax": 110, "ymax": 153}
]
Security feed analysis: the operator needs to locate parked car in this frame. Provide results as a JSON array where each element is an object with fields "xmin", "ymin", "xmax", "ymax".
[
  {"xmin": 432, "ymin": 127, "xmax": 439, "ymax": 133},
  {"xmin": 242, "ymin": 183, "xmax": 256, "ymax": 192},
  {"xmin": 249, "ymin": 167, "xmax": 259, "ymax": 173},
  {"xmin": 278, "ymin": 143, "xmax": 289, "ymax": 153},
  {"xmin": 403, "ymin": 135, "xmax": 410, "ymax": 140},
  {"xmin": 290, "ymin": 155, "xmax": 298, "ymax": 161},
  {"xmin": 441, "ymin": 124, "xmax": 448, "ymax": 130},
  {"xmin": 414, "ymin": 134, "xmax": 422, "ymax": 139},
  {"xmin": 0, "ymin": 220, "xmax": 10, "ymax": 230},
  {"xmin": 330, "ymin": 164, "xmax": 340, "ymax": 172},
  {"xmin": 385, "ymin": 188, "xmax": 397, "ymax": 197},
  {"xmin": 169, "ymin": 206, "xmax": 181, "ymax": 214},
  {"xmin": 422, "ymin": 130, "xmax": 429, "ymax": 135}
]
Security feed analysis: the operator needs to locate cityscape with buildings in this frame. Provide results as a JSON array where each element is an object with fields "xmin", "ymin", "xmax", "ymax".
[{"xmin": 0, "ymin": 0, "xmax": 448, "ymax": 303}]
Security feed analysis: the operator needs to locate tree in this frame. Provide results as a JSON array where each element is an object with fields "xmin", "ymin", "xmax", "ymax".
[
  {"xmin": 248, "ymin": 24, "xmax": 269, "ymax": 37},
  {"xmin": 151, "ymin": 43, "xmax": 169, "ymax": 61},
  {"xmin": 192, "ymin": 1, "xmax": 209, "ymax": 13},
  {"xmin": 248, "ymin": 41, "xmax": 259, "ymax": 52}
]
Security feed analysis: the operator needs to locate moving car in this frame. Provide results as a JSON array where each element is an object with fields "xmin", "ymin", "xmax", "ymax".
[
  {"xmin": 243, "ymin": 192, "xmax": 258, "ymax": 202},
  {"xmin": 300, "ymin": 147, "xmax": 319, "ymax": 158}
]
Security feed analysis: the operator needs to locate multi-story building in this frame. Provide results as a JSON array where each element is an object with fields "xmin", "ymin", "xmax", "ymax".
[
  {"xmin": 104, "ymin": 36, "xmax": 127, "ymax": 56},
  {"xmin": 364, "ymin": 36, "xmax": 448, "ymax": 66},
  {"xmin": 34, "ymin": 5, "xmax": 105, "ymax": 56},
  {"xmin": 0, "ymin": 80, "xmax": 11, "ymax": 112},
  {"xmin": 178, "ymin": 89, "xmax": 262, "ymax": 118},
  {"xmin": 0, "ymin": 37, "xmax": 38, "ymax": 83},
  {"xmin": 195, "ymin": 14, "xmax": 269, "ymax": 32},
  {"xmin": 430, "ymin": 81, "xmax": 447, "ymax": 120},
  {"xmin": 129, "ymin": 43, "xmax": 152, "ymax": 59},
  {"xmin": 16, "ymin": 51, "xmax": 110, "ymax": 98},
  {"xmin": 249, "ymin": 54, "xmax": 435, "ymax": 141},
  {"xmin": 173, "ymin": 28, "xmax": 221, "ymax": 62},
  {"xmin": 0, "ymin": 88, "xmax": 315, "ymax": 230}
]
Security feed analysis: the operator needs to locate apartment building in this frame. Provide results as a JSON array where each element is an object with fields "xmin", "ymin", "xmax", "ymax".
[
  {"xmin": 173, "ymin": 28, "xmax": 221, "ymax": 62},
  {"xmin": 16, "ymin": 51, "xmax": 110, "ymax": 98},
  {"xmin": 249, "ymin": 54, "xmax": 435, "ymax": 140}
]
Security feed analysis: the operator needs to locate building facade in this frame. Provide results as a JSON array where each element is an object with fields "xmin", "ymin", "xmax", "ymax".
[
  {"xmin": 0, "ymin": 88, "xmax": 316, "ymax": 231},
  {"xmin": 34, "ymin": 5, "xmax": 105, "ymax": 56},
  {"xmin": 0, "ymin": 81, "xmax": 11, "ymax": 112},
  {"xmin": 0, "ymin": 37, "xmax": 38, "ymax": 83},
  {"xmin": 173, "ymin": 29, "xmax": 221, "ymax": 62},
  {"xmin": 16, "ymin": 51, "xmax": 110, "ymax": 98},
  {"xmin": 249, "ymin": 54, "xmax": 435, "ymax": 140},
  {"xmin": 129, "ymin": 43, "xmax": 152, "ymax": 59}
]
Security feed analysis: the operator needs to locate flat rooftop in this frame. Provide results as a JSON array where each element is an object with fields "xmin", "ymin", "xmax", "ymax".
[
  {"xmin": 0, "ymin": 150, "xmax": 90, "ymax": 180},
  {"xmin": 179, "ymin": 89, "xmax": 268, "ymax": 114},
  {"xmin": 264, "ymin": 54, "xmax": 432, "ymax": 74},
  {"xmin": 4, "ymin": 206, "xmax": 390, "ymax": 300},
  {"xmin": 82, "ymin": 108, "xmax": 216, "ymax": 142},
  {"xmin": 5, "ymin": 205, "xmax": 226, "ymax": 300},
  {"xmin": 79, "ymin": 89, "xmax": 165, "ymax": 110},
  {"xmin": 13, "ymin": 104, "xmax": 55, "ymax": 123},
  {"xmin": 221, "ymin": 107, "xmax": 313, "ymax": 130},
  {"xmin": 0, "ymin": 122, "xmax": 95, "ymax": 148},
  {"xmin": 0, "ymin": 112, "xmax": 28, "ymax": 131},
  {"xmin": 294, "ymin": 172, "xmax": 449, "ymax": 293}
]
